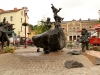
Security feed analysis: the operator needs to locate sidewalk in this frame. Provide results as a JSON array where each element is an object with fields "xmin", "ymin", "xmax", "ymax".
[{"xmin": 0, "ymin": 46, "xmax": 100, "ymax": 75}]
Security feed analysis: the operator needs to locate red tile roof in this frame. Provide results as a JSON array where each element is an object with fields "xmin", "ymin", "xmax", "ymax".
[
  {"xmin": 0, "ymin": 7, "xmax": 23, "ymax": 14},
  {"xmin": 93, "ymin": 24, "xmax": 100, "ymax": 29}
]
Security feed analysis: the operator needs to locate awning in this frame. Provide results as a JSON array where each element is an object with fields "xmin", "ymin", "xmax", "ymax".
[
  {"xmin": 77, "ymin": 30, "xmax": 82, "ymax": 32},
  {"xmin": 7, "ymin": 30, "xmax": 14, "ymax": 34}
]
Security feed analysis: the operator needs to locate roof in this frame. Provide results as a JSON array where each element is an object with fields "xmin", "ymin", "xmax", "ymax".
[
  {"xmin": 61, "ymin": 19, "xmax": 98, "ymax": 24},
  {"xmin": 77, "ymin": 19, "xmax": 98, "ymax": 22},
  {"xmin": 94, "ymin": 24, "xmax": 100, "ymax": 29},
  {"xmin": 61, "ymin": 21, "xmax": 71, "ymax": 24},
  {"xmin": 0, "ymin": 7, "xmax": 23, "ymax": 14}
]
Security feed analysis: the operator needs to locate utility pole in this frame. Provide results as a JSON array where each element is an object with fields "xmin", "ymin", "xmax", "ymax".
[{"xmin": 0, "ymin": 10, "xmax": 1, "ymax": 22}]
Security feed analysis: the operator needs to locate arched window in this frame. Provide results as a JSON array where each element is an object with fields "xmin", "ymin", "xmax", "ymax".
[
  {"xmin": 89, "ymin": 26, "xmax": 91, "ymax": 28},
  {"xmin": 77, "ymin": 27, "xmax": 79, "ymax": 30},
  {"xmin": 69, "ymin": 28, "xmax": 72, "ymax": 32},
  {"xmin": 69, "ymin": 28, "xmax": 71, "ymax": 32},
  {"xmin": 82, "ymin": 26, "xmax": 86, "ymax": 29},
  {"xmin": 73, "ymin": 27, "xmax": 75, "ymax": 32}
]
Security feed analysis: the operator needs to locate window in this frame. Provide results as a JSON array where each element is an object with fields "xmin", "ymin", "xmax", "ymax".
[
  {"xmin": 21, "ymin": 18, "xmax": 22, "ymax": 23},
  {"xmin": 69, "ymin": 28, "xmax": 72, "ymax": 32},
  {"xmin": 82, "ymin": 26, "xmax": 85, "ymax": 29},
  {"xmin": 21, "ymin": 26, "xmax": 22, "ymax": 32},
  {"xmin": 62, "ymin": 27, "xmax": 65, "ymax": 32},
  {"xmin": 62, "ymin": 27, "xmax": 65, "ymax": 30},
  {"xmin": 21, "ymin": 11, "xmax": 23, "ymax": 16},
  {"xmin": 77, "ymin": 27, "xmax": 79, "ymax": 30},
  {"xmin": 10, "ymin": 16, "xmax": 13, "ymax": 21},
  {"xmin": 73, "ymin": 27, "xmax": 75, "ymax": 32}
]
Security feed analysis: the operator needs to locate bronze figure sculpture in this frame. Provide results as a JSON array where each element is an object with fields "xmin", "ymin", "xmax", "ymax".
[
  {"xmin": 32, "ymin": 4, "xmax": 66, "ymax": 54},
  {"xmin": 45, "ymin": 17, "xmax": 52, "ymax": 29},
  {"xmin": 0, "ymin": 18, "xmax": 12, "ymax": 51},
  {"xmin": 40, "ymin": 17, "xmax": 52, "ymax": 30},
  {"xmin": 51, "ymin": 4, "xmax": 64, "ymax": 25},
  {"xmin": 79, "ymin": 28, "xmax": 91, "ymax": 52}
]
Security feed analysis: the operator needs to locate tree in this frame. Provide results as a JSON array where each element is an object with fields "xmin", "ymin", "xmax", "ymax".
[
  {"xmin": 29, "ymin": 24, "xmax": 34, "ymax": 30},
  {"xmin": 32, "ymin": 16, "xmax": 55, "ymax": 34},
  {"xmin": 34, "ymin": 22, "xmax": 48, "ymax": 34},
  {"xmin": 33, "ymin": 25, "xmax": 38, "ymax": 30}
]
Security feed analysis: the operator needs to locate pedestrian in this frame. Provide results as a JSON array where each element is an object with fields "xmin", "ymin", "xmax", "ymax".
[{"xmin": 9, "ymin": 36, "xmax": 13, "ymax": 47}]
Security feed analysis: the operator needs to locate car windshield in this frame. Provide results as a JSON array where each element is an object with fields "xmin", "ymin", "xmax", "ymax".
[{"xmin": 26, "ymin": 38, "xmax": 31, "ymax": 41}]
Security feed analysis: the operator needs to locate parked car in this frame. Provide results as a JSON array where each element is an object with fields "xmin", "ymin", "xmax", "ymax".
[
  {"xmin": 19, "ymin": 37, "xmax": 33, "ymax": 45},
  {"xmin": 26, "ymin": 38, "xmax": 33, "ymax": 45}
]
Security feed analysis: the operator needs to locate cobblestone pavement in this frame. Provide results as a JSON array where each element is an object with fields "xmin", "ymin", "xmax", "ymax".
[{"xmin": 0, "ymin": 46, "xmax": 100, "ymax": 75}]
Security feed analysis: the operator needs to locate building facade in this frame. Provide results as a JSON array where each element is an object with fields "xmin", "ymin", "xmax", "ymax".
[
  {"xmin": 61, "ymin": 18, "xmax": 99, "ymax": 42},
  {"xmin": 0, "ymin": 7, "xmax": 29, "ymax": 37}
]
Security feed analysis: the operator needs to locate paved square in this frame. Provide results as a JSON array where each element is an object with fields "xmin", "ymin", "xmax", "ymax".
[{"xmin": 0, "ymin": 46, "xmax": 100, "ymax": 75}]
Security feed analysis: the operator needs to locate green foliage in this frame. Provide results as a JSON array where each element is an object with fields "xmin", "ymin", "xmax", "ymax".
[
  {"xmin": 98, "ymin": 20, "xmax": 100, "ymax": 23},
  {"xmin": 4, "ymin": 46, "xmax": 14, "ymax": 53},
  {"xmin": 89, "ymin": 44, "xmax": 93, "ymax": 49},
  {"xmin": 97, "ymin": 47, "xmax": 100, "ymax": 51},
  {"xmin": 33, "ymin": 25, "xmax": 38, "ymax": 30},
  {"xmin": 32, "ymin": 18, "xmax": 55, "ymax": 34},
  {"xmin": 33, "ymin": 22, "xmax": 49, "ymax": 34},
  {"xmin": 29, "ymin": 24, "xmax": 34, "ymax": 30},
  {"xmin": 67, "ymin": 42, "xmax": 74, "ymax": 48}
]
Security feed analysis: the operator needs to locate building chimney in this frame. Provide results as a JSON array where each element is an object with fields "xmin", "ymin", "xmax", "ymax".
[
  {"xmin": 0, "ymin": 9, "xmax": 5, "ymax": 13},
  {"xmin": 88, "ymin": 18, "xmax": 90, "ymax": 21},
  {"xmin": 14, "ymin": 8, "xmax": 17, "ymax": 10},
  {"xmin": 79, "ymin": 18, "xmax": 81, "ymax": 21},
  {"xmin": 22, "ymin": 7, "xmax": 24, "ymax": 9}
]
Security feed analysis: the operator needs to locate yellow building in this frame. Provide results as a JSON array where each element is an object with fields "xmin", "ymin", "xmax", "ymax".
[
  {"xmin": 28, "ymin": 31, "xmax": 35, "ymax": 38},
  {"xmin": 0, "ymin": 7, "xmax": 29, "ymax": 37},
  {"xmin": 61, "ymin": 18, "xmax": 99, "ymax": 42}
]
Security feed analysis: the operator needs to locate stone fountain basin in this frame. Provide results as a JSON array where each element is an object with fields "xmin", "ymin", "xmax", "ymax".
[{"xmin": 71, "ymin": 50, "xmax": 81, "ymax": 55}]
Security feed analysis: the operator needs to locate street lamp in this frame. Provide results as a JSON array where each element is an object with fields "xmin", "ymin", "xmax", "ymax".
[
  {"xmin": 23, "ymin": 7, "xmax": 29, "ymax": 48},
  {"xmin": 98, "ymin": 10, "xmax": 100, "ymax": 21},
  {"xmin": 27, "ymin": 32, "xmax": 31, "ymax": 38},
  {"xmin": 98, "ymin": 10, "xmax": 100, "ymax": 37}
]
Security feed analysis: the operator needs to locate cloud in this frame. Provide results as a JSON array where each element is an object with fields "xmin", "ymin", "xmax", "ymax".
[{"xmin": 1, "ymin": 0, "xmax": 100, "ymax": 25}]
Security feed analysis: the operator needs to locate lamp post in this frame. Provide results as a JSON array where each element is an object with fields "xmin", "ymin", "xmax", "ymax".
[
  {"xmin": 23, "ymin": 7, "xmax": 28, "ymax": 48},
  {"xmin": 27, "ymin": 32, "xmax": 31, "ymax": 38},
  {"xmin": 98, "ymin": 10, "xmax": 100, "ymax": 21},
  {"xmin": 98, "ymin": 10, "xmax": 100, "ymax": 38}
]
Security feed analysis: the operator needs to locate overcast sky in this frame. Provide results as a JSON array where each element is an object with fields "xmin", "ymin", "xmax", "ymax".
[{"xmin": 1, "ymin": 0, "xmax": 100, "ymax": 25}]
